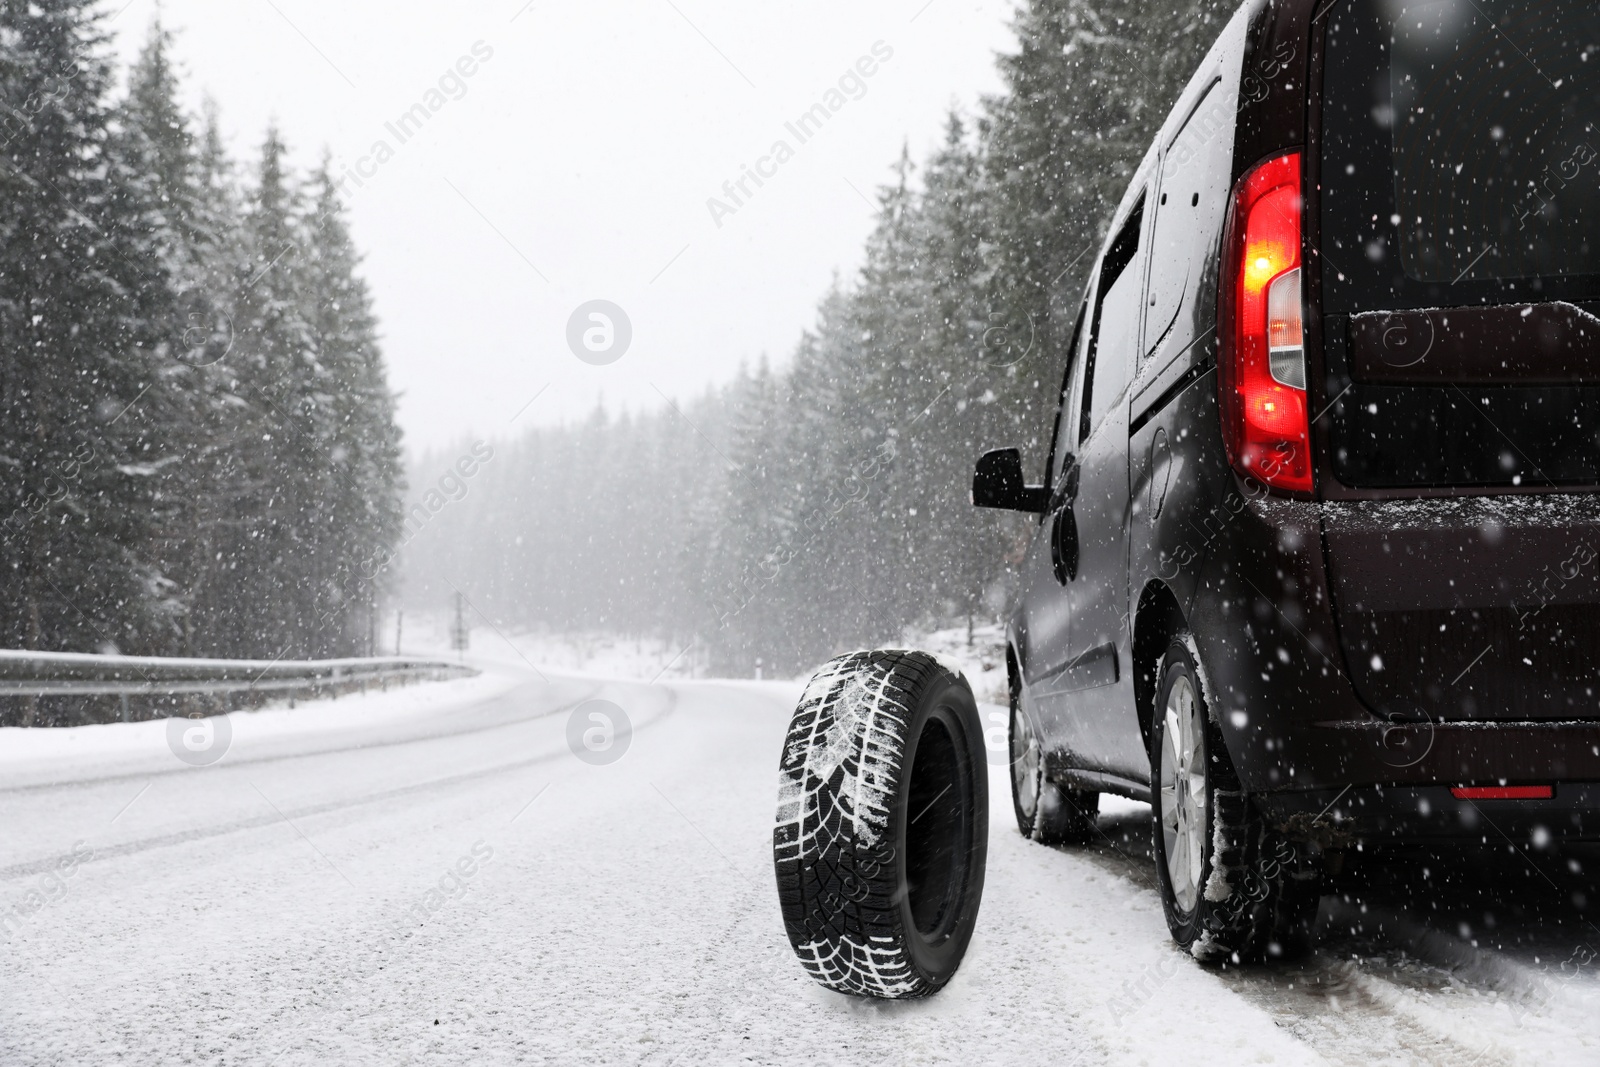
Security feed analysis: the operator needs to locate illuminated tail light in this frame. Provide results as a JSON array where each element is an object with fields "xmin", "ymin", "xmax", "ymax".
[{"xmin": 1217, "ymin": 152, "xmax": 1310, "ymax": 492}]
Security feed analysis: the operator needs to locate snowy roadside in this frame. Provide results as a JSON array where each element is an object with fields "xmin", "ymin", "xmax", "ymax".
[
  {"xmin": 398, "ymin": 613, "xmax": 705, "ymax": 684},
  {"xmin": 399, "ymin": 613, "xmax": 1008, "ymax": 704},
  {"xmin": 0, "ymin": 660, "xmax": 528, "ymax": 788}
]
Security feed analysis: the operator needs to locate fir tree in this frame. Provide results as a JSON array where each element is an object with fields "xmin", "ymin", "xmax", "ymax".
[
  {"xmin": 110, "ymin": 19, "xmax": 236, "ymax": 656},
  {"xmin": 0, "ymin": 12, "xmax": 407, "ymax": 718},
  {"xmin": 304, "ymin": 161, "xmax": 403, "ymax": 655},
  {"xmin": 0, "ymin": 0, "xmax": 178, "ymax": 673}
]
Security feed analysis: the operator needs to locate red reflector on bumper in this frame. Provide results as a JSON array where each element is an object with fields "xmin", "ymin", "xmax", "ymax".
[{"xmin": 1451, "ymin": 786, "xmax": 1553, "ymax": 800}]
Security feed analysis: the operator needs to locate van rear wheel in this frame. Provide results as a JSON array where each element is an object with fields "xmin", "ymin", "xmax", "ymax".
[{"xmin": 1150, "ymin": 636, "xmax": 1320, "ymax": 962}]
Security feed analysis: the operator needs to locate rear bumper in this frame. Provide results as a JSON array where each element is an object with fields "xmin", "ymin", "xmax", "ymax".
[
  {"xmin": 1312, "ymin": 718, "xmax": 1600, "ymax": 785},
  {"xmin": 1256, "ymin": 777, "xmax": 1600, "ymax": 845},
  {"xmin": 1187, "ymin": 485, "xmax": 1600, "ymax": 806}
]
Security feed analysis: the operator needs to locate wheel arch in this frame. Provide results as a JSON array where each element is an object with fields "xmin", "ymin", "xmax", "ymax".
[{"xmin": 1132, "ymin": 580, "xmax": 1188, "ymax": 753}]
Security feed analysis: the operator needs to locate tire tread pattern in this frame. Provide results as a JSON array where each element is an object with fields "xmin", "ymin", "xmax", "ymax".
[{"xmin": 773, "ymin": 649, "xmax": 951, "ymax": 998}]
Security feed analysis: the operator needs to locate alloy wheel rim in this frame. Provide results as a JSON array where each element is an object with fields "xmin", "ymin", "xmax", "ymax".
[
  {"xmin": 1011, "ymin": 703, "xmax": 1039, "ymax": 820},
  {"xmin": 1159, "ymin": 674, "xmax": 1207, "ymax": 913}
]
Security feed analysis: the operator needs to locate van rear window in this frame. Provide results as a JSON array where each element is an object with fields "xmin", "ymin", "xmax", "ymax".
[{"xmin": 1320, "ymin": 0, "xmax": 1600, "ymax": 310}]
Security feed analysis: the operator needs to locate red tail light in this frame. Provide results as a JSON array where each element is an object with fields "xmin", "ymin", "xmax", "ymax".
[{"xmin": 1218, "ymin": 152, "xmax": 1310, "ymax": 492}]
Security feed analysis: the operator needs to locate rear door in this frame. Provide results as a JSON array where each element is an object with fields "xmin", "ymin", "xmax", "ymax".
[
  {"xmin": 1317, "ymin": 0, "xmax": 1600, "ymax": 723},
  {"xmin": 1057, "ymin": 190, "xmax": 1151, "ymax": 779}
]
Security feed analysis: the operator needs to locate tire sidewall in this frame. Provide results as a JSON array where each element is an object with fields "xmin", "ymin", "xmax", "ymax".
[
  {"xmin": 1150, "ymin": 642, "xmax": 1211, "ymax": 948},
  {"xmin": 895, "ymin": 671, "xmax": 989, "ymax": 986}
]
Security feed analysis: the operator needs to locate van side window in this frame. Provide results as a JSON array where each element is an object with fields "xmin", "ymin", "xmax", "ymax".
[
  {"xmin": 1047, "ymin": 299, "xmax": 1090, "ymax": 492},
  {"xmin": 1145, "ymin": 80, "xmax": 1226, "ymax": 361},
  {"xmin": 1079, "ymin": 194, "xmax": 1147, "ymax": 444}
]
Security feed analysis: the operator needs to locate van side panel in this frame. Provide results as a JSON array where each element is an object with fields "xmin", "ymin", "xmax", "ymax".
[{"xmin": 1123, "ymin": 3, "xmax": 1252, "ymax": 782}]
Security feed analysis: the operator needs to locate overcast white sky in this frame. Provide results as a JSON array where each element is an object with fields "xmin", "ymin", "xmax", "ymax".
[{"xmin": 104, "ymin": 0, "xmax": 1021, "ymax": 453}]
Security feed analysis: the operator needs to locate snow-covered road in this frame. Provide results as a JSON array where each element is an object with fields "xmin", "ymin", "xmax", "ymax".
[{"xmin": 4, "ymin": 653, "xmax": 1600, "ymax": 1065}]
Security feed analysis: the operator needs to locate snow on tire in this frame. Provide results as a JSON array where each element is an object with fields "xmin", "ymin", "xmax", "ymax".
[{"xmin": 773, "ymin": 649, "xmax": 988, "ymax": 999}]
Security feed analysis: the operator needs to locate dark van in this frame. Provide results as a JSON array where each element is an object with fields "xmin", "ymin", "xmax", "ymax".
[
  {"xmin": 971, "ymin": 0, "xmax": 1600, "ymax": 960},
  {"xmin": 774, "ymin": 0, "xmax": 1600, "ymax": 997}
]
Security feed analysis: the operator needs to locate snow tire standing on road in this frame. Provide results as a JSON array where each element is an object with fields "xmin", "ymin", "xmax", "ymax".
[{"xmin": 774, "ymin": 650, "xmax": 988, "ymax": 999}]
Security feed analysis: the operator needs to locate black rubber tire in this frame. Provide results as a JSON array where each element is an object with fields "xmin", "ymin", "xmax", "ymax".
[
  {"xmin": 774, "ymin": 650, "xmax": 988, "ymax": 998},
  {"xmin": 1008, "ymin": 689, "xmax": 1099, "ymax": 845},
  {"xmin": 1149, "ymin": 636, "xmax": 1321, "ymax": 964}
]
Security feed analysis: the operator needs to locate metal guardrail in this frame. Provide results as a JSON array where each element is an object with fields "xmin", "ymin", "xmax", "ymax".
[{"xmin": 0, "ymin": 650, "xmax": 476, "ymax": 697}]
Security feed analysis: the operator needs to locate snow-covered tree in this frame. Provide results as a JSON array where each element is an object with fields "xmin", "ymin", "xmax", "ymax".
[
  {"xmin": 0, "ymin": 0, "xmax": 180, "ymax": 676},
  {"xmin": 0, "ymin": 9, "xmax": 406, "ymax": 721}
]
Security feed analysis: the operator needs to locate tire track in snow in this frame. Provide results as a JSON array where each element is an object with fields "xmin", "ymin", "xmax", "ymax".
[
  {"xmin": 1068, "ymin": 807, "xmax": 1577, "ymax": 1066},
  {"xmin": 0, "ymin": 680, "xmax": 686, "ymax": 882},
  {"xmin": 0, "ymin": 674, "xmax": 593, "ymax": 796}
]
